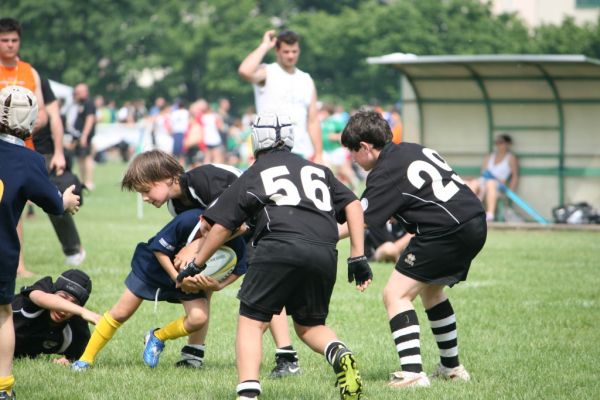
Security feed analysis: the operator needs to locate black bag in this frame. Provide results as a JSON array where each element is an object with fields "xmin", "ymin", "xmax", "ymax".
[
  {"xmin": 552, "ymin": 202, "xmax": 599, "ymax": 224},
  {"xmin": 49, "ymin": 170, "xmax": 84, "ymax": 206}
]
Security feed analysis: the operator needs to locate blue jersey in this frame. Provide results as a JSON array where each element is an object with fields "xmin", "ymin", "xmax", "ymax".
[
  {"xmin": 127, "ymin": 209, "xmax": 247, "ymax": 302},
  {"xmin": 0, "ymin": 137, "xmax": 64, "ymax": 278}
]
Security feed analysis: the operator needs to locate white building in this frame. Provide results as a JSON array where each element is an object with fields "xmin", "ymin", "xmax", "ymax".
[{"xmin": 485, "ymin": 0, "xmax": 600, "ymax": 26}]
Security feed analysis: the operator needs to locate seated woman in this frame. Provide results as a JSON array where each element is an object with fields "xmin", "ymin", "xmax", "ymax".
[{"xmin": 467, "ymin": 134, "xmax": 519, "ymax": 221}]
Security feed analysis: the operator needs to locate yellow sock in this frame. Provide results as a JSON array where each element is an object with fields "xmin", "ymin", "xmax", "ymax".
[
  {"xmin": 0, "ymin": 375, "xmax": 15, "ymax": 394},
  {"xmin": 79, "ymin": 312, "xmax": 122, "ymax": 364},
  {"xmin": 154, "ymin": 316, "xmax": 189, "ymax": 342}
]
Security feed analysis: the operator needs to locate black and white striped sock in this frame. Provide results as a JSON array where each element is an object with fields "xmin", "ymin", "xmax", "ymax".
[
  {"xmin": 426, "ymin": 299, "xmax": 459, "ymax": 368},
  {"xmin": 389, "ymin": 310, "xmax": 422, "ymax": 373}
]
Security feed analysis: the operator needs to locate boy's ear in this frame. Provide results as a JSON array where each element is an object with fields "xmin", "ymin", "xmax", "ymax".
[{"xmin": 359, "ymin": 141, "xmax": 372, "ymax": 152}]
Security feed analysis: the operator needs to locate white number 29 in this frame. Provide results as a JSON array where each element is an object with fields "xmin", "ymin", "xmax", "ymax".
[
  {"xmin": 260, "ymin": 165, "xmax": 332, "ymax": 211},
  {"xmin": 407, "ymin": 148, "xmax": 465, "ymax": 202}
]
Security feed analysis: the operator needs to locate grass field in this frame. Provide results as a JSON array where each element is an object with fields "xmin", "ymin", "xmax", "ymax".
[{"xmin": 15, "ymin": 161, "xmax": 600, "ymax": 399}]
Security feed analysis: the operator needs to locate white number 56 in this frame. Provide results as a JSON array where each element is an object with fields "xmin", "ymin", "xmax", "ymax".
[{"xmin": 260, "ymin": 165, "xmax": 332, "ymax": 211}]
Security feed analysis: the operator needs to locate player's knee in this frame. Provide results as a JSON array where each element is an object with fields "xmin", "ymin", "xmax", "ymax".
[
  {"xmin": 186, "ymin": 308, "xmax": 208, "ymax": 330},
  {"xmin": 108, "ymin": 307, "xmax": 132, "ymax": 324},
  {"xmin": 382, "ymin": 285, "xmax": 396, "ymax": 308}
]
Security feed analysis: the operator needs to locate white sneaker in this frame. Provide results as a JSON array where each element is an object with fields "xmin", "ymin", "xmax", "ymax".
[
  {"xmin": 388, "ymin": 371, "xmax": 430, "ymax": 388},
  {"xmin": 65, "ymin": 249, "xmax": 86, "ymax": 266},
  {"xmin": 430, "ymin": 364, "xmax": 471, "ymax": 382}
]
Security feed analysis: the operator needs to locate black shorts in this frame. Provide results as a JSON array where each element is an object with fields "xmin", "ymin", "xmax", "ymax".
[
  {"xmin": 75, "ymin": 135, "xmax": 95, "ymax": 157},
  {"xmin": 125, "ymin": 271, "xmax": 207, "ymax": 304},
  {"xmin": 238, "ymin": 236, "xmax": 337, "ymax": 326},
  {"xmin": 0, "ymin": 277, "xmax": 16, "ymax": 305},
  {"xmin": 396, "ymin": 214, "xmax": 487, "ymax": 286}
]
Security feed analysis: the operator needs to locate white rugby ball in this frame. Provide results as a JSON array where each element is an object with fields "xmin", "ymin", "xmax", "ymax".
[{"xmin": 201, "ymin": 245, "xmax": 237, "ymax": 282}]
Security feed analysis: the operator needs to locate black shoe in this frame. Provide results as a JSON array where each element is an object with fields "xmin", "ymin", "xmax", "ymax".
[{"xmin": 269, "ymin": 356, "xmax": 300, "ymax": 379}]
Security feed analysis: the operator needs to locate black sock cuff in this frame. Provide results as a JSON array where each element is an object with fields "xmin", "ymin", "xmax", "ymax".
[
  {"xmin": 425, "ymin": 299, "xmax": 453, "ymax": 320},
  {"xmin": 389, "ymin": 309, "xmax": 419, "ymax": 331}
]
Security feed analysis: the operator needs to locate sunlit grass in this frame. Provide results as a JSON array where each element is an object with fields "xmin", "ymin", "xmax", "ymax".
[{"xmin": 16, "ymin": 162, "xmax": 600, "ymax": 399}]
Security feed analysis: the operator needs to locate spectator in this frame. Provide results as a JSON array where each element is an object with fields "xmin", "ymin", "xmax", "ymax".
[
  {"xmin": 149, "ymin": 97, "xmax": 166, "ymax": 117},
  {"xmin": 320, "ymin": 104, "xmax": 358, "ymax": 190},
  {"xmin": 238, "ymin": 29, "xmax": 323, "ymax": 164},
  {"xmin": 467, "ymin": 133, "xmax": 519, "ymax": 221},
  {"xmin": 198, "ymin": 99, "xmax": 224, "ymax": 164},
  {"xmin": 183, "ymin": 100, "xmax": 205, "ymax": 167},
  {"xmin": 94, "ymin": 95, "xmax": 112, "ymax": 124},
  {"xmin": 34, "ymin": 77, "xmax": 86, "ymax": 266},
  {"xmin": 217, "ymin": 97, "xmax": 233, "ymax": 151},
  {"xmin": 170, "ymin": 99, "xmax": 189, "ymax": 165},
  {"xmin": 72, "ymin": 83, "xmax": 97, "ymax": 190}
]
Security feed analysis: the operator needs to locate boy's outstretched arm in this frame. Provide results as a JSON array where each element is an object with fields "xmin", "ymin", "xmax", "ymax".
[{"xmin": 28, "ymin": 290, "xmax": 101, "ymax": 324}]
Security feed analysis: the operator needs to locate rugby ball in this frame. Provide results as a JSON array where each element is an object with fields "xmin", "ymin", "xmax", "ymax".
[{"xmin": 202, "ymin": 245, "xmax": 237, "ymax": 282}]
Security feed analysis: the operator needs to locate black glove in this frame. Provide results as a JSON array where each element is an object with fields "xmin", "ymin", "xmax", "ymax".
[
  {"xmin": 347, "ymin": 255, "xmax": 373, "ymax": 285},
  {"xmin": 176, "ymin": 261, "xmax": 206, "ymax": 283}
]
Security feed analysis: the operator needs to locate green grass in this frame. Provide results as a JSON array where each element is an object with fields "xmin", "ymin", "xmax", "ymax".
[{"xmin": 16, "ymin": 162, "xmax": 600, "ymax": 399}]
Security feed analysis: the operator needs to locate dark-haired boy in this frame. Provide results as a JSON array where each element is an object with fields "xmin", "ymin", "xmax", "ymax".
[{"xmin": 340, "ymin": 110, "xmax": 487, "ymax": 388}]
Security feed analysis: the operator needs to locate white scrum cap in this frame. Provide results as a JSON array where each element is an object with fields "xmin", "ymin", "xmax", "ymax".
[
  {"xmin": 251, "ymin": 113, "xmax": 294, "ymax": 156},
  {"xmin": 0, "ymin": 85, "xmax": 38, "ymax": 138}
]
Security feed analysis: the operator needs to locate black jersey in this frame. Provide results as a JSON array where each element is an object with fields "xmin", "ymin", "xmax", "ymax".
[
  {"xmin": 204, "ymin": 149, "xmax": 357, "ymax": 248},
  {"xmin": 168, "ymin": 163, "xmax": 242, "ymax": 216},
  {"xmin": 362, "ymin": 142, "xmax": 484, "ymax": 235},
  {"xmin": 12, "ymin": 277, "xmax": 90, "ymax": 361}
]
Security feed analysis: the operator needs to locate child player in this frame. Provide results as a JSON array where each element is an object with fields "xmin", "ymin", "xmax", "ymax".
[
  {"xmin": 122, "ymin": 150, "xmax": 241, "ymax": 368},
  {"xmin": 13, "ymin": 269, "xmax": 99, "ymax": 364},
  {"xmin": 340, "ymin": 110, "xmax": 487, "ymax": 388},
  {"xmin": 71, "ymin": 208, "xmax": 247, "ymax": 371},
  {"xmin": 180, "ymin": 113, "xmax": 372, "ymax": 400},
  {"xmin": 120, "ymin": 150, "xmax": 298, "ymax": 373},
  {"xmin": 0, "ymin": 85, "xmax": 80, "ymax": 399}
]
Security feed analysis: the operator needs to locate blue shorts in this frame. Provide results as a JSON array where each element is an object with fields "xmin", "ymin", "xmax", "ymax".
[
  {"xmin": 125, "ymin": 271, "xmax": 207, "ymax": 304},
  {"xmin": 0, "ymin": 277, "xmax": 16, "ymax": 305}
]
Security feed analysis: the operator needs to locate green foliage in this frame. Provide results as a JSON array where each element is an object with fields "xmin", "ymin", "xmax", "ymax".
[
  {"xmin": 14, "ymin": 161, "xmax": 600, "ymax": 399},
  {"xmin": 1, "ymin": 0, "xmax": 597, "ymax": 109}
]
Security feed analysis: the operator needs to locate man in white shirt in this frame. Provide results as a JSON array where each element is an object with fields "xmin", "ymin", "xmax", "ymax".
[{"xmin": 238, "ymin": 30, "xmax": 323, "ymax": 164}]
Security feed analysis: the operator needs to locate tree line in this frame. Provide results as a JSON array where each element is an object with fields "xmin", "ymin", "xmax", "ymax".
[{"xmin": 3, "ymin": 0, "xmax": 600, "ymax": 111}]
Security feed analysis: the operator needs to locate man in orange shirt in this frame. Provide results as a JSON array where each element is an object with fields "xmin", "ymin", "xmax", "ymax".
[{"xmin": 0, "ymin": 18, "xmax": 47, "ymax": 138}]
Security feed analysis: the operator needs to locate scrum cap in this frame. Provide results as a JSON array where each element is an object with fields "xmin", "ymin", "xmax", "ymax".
[
  {"xmin": 0, "ymin": 85, "xmax": 38, "ymax": 139},
  {"xmin": 54, "ymin": 269, "xmax": 93, "ymax": 306},
  {"xmin": 251, "ymin": 113, "xmax": 294, "ymax": 156}
]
